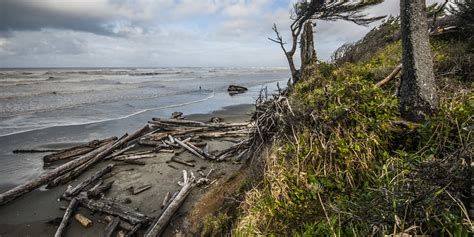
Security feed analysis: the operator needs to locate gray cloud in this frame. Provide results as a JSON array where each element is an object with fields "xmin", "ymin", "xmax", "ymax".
[
  {"xmin": 0, "ymin": 0, "xmax": 163, "ymax": 36},
  {"xmin": 0, "ymin": 0, "xmax": 113, "ymax": 36},
  {"xmin": 0, "ymin": 0, "xmax": 446, "ymax": 68}
]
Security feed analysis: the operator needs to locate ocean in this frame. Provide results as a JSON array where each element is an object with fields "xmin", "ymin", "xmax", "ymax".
[
  {"xmin": 0, "ymin": 67, "xmax": 289, "ymax": 189},
  {"xmin": 0, "ymin": 67, "xmax": 289, "ymax": 137}
]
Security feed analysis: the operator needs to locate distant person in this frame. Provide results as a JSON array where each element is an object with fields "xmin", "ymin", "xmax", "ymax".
[{"xmin": 199, "ymin": 86, "xmax": 202, "ymax": 91}]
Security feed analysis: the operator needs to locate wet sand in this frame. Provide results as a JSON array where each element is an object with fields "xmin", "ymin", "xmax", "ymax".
[{"xmin": 0, "ymin": 103, "xmax": 254, "ymax": 237}]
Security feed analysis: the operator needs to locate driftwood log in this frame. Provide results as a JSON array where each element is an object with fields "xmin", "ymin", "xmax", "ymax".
[
  {"xmin": 54, "ymin": 198, "xmax": 78, "ymax": 237},
  {"xmin": 173, "ymin": 137, "xmax": 206, "ymax": 160},
  {"xmin": 125, "ymin": 223, "xmax": 142, "ymax": 237},
  {"xmin": 63, "ymin": 164, "xmax": 114, "ymax": 198},
  {"xmin": 50, "ymin": 125, "xmax": 151, "ymax": 187},
  {"xmin": 77, "ymin": 194, "xmax": 149, "ymax": 225},
  {"xmin": 131, "ymin": 184, "xmax": 152, "ymax": 195},
  {"xmin": 74, "ymin": 213, "xmax": 92, "ymax": 227},
  {"xmin": 87, "ymin": 180, "xmax": 114, "ymax": 199},
  {"xmin": 161, "ymin": 192, "xmax": 171, "ymax": 209},
  {"xmin": 104, "ymin": 216, "xmax": 120, "ymax": 237},
  {"xmin": 0, "ymin": 125, "xmax": 150, "ymax": 206},
  {"xmin": 167, "ymin": 157, "xmax": 195, "ymax": 167},
  {"xmin": 13, "ymin": 149, "xmax": 61, "ymax": 153},
  {"xmin": 44, "ymin": 137, "xmax": 117, "ymax": 163},
  {"xmin": 144, "ymin": 171, "xmax": 194, "ymax": 237},
  {"xmin": 104, "ymin": 144, "xmax": 136, "ymax": 160}
]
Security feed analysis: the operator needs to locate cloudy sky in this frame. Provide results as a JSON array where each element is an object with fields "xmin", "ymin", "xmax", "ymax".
[{"xmin": 0, "ymin": 0, "xmax": 443, "ymax": 68}]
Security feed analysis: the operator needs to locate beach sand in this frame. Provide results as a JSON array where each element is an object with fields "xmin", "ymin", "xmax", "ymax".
[{"xmin": 0, "ymin": 103, "xmax": 254, "ymax": 237}]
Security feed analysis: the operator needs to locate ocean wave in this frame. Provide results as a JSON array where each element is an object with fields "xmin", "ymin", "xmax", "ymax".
[{"xmin": 0, "ymin": 91, "xmax": 215, "ymax": 137}]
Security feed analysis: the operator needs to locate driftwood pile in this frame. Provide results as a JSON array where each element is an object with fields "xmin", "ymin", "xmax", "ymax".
[{"xmin": 1, "ymin": 115, "xmax": 253, "ymax": 236}]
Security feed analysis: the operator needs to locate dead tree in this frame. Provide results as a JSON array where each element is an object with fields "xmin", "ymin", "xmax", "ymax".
[
  {"xmin": 399, "ymin": 0, "xmax": 438, "ymax": 122},
  {"xmin": 269, "ymin": 0, "xmax": 384, "ymax": 84},
  {"xmin": 300, "ymin": 21, "xmax": 317, "ymax": 72}
]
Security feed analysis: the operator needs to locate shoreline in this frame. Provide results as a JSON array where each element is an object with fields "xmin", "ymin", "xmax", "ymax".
[
  {"xmin": 0, "ymin": 77, "xmax": 280, "ymax": 191},
  {"xmin": 0, "ymin": 102, "xmax": 255, "ymax": 237}
]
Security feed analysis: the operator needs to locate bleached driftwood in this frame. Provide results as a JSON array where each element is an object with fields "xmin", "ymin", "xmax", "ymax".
[
  {"xmin": 173, "ymin": 136, "xmax": 205, "ymax": 160},
  {"xmin": 54, "ymin": 198, "xmax": 78, "ymax": 237},
  {"xmin": 144, "ymin": 171, "xmax": 194, "ymax": 237}
]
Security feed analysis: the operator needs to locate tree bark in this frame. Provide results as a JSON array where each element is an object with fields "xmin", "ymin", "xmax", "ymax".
[
  {"xmin": 300, "ymin": 21, "xmax": 317, "ymax": 71},
  {"xmin": 399, "ymin": 0, "xmax": 438, "ymax": 122}
]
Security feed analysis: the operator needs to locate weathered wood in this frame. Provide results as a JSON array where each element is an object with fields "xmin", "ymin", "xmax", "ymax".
[
  {"xmin": 173, "ymin": 137, "xmax": 206, "ymax": 160},
  {"xmin": 113, "ymin": 154, "xmax": 156, "ymax": 161},
  {"xmin": 161, "ymin": 192, "xmax": 171, "ymax": 209},
  {"xmin": 144, "ymin": 172, "xmax": 194, "ymax": 237},
  {"xmin": 375, "ymin": 63, "xmax": 402, "ymax": 88},
  {"xmin": 44, "ymin": 137, "xmax": 117, "ymax": 163},
  {"xmin": 0, "ymin": 125, "xmax": 150, "ymax": 206},
  {"xmin": 52, "ymin": 126, "xmax": 151, "ymax": 187},
  {"xmin": 125, "ymin": 223, "xmax": 142, "ymax": 237},
  {"xmin": 74, "ymin": 213, "xmax": 92, "ymax": 227},
  {"xmin": 104, "ymin": 216, "xmax": 134, "ymax": 231},
  {"xmin": 64, "ymin": 164, "xmax": 114, "ymax": 198},
  {"xmin": 131, "ymin": 184, "xmax": 152, "ymax": 195},
  {"xmin": 104, "ymin": 144, "xmax": 136, "ymax": 160},
  {"xmin": 195, "ymin": 130, "xmax": 249, "ymax": 139},
  {"xmin": 167, "ymin": 157, "xmax": 195, "ymax": 167},
  {"xmin": 184, "ymin": 140, "xmax": 214, "ymax": 159},
  {"xmin": 87, "ymin": 181, "xmax": 114, "ymax": 199},
  {"xmin": 151, "ymin": 118, "xmax": 248, "ymax": 129},
  {"xmin": 13, "ymin": 149, "xmax": 61, "ymax": 153},
  {"xmin": 54, "ymin": 198, "xmax": 78, "ymax": 237},
  {"xmin": 104, "ymin": 216, "xmax": 120, "ymax": 237},
  {"xmin": 119, "ymin": 160, "xmax": 146, "ymax": 166},
  {"xmin": 300, "ymin": 20, "xmax": 317, "ymax": 71},
  {"xmin": 1, "ymin": 140, "xmax": 112, "ymax": 205},
  {"xmin": 77, "ymin": 195, "xmax": 149, "ymax": 224},
  {"xmin": 215, "ymin": 139, "xmax": 250, "ymax": 157},
  {"xmin": 142, "ymin": 127, "xmax": 206, "ymax": 142}
]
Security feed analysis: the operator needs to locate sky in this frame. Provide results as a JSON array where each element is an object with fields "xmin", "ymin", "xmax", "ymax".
[{"xmin": 0, "ymin": 0, "xmax": 444, "ymax": 68}]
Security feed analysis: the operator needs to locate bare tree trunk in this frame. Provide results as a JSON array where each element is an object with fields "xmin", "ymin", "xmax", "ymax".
[
  {"xmin": 300, "ymin": 21, "xmax": 317, "ymax": 72},
  {"xmin": 399, "ymin": 0, "xmax": 438, "ymax": 122}
]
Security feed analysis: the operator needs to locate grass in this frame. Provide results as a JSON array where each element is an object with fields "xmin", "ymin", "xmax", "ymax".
[{"xmin": 234, "ymin": 26, "xmax": 473, "ymax": 236}]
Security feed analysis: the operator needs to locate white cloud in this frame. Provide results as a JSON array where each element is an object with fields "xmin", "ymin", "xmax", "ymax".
[
  {"xmin": 173, "ymin": 0, "xmax": 222, "ymax": 16},
  {"xmin": 0, "ymin": 0, "xmax": 449, "ymax": 67}
]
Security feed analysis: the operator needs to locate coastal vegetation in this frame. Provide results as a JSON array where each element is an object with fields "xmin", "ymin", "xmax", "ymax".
[{"xmin": 226, "ymin": 0, "xmax": 474, "ymax": 236}]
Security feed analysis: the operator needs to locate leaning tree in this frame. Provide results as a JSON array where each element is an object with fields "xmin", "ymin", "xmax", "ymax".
[{"xmin": 269, "ymin": 0, "xmax": 385, "ymax": 83}]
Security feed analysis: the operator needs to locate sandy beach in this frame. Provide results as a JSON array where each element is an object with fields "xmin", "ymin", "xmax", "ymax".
[{"xmin": 0, "ymin": 103, "xmax": 254, "ymax": 236}]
